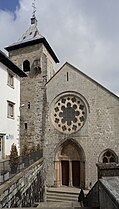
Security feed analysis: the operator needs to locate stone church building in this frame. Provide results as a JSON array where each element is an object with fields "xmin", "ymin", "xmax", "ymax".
[{"xmin": 5, "ymin": 15, "xmax": 119, "ymax": 190}]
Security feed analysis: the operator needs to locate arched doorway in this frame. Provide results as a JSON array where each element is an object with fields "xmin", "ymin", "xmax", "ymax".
[{"xmin": 54, "ymin": 139, "xmax": 85, "ymax": 189}]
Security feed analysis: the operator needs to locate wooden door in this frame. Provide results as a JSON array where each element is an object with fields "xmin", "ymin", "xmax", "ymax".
[
  {"xmin": 72, "ymin": 161, "xmax": 80, "ymax": 187},
  {"xmin": 61, "ymin": 161, "xmax": 69, "ymax": 186}
]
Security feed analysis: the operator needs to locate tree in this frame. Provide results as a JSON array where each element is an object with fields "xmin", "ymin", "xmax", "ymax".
[{"xmin": 9, "ymin": 143, "xmax": 19, "ymax": 173}]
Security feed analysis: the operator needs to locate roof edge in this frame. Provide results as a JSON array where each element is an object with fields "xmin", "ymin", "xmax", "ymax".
[
  {"xmin": 66, "ymin": 62, "xmax": 119, "ymax": 100},
  {"xmin": 5, "ymin": 37, "xmax": 59, "ymax": 64},
  {"xmin": 0, "ymin": 50, "xmax": 27, "ymax": 77},
  {"xmin": 47, "ymin": 61, "xmax": 119, "ymax": 101}
]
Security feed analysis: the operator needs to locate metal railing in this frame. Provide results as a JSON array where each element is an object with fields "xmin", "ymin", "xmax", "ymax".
[{"xmin": 0, "ymin": 149, "xmax": 43, "ymax": 184}]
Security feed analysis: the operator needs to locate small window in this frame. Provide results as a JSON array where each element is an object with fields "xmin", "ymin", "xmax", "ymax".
[
  {"xmin": 24, "ymin": 123, "xmax": 27, "ymax": 130},
  {"xmin": 102, "ymin": 150, "xmax": 116, "ymax": 163},
  {"xmin": 7, "ymin": 71, "xmax": 14, "ymax": 88},
  {"xmin": 23, "ymin": 60, "xmax": 30, "ymax": 72},
  {"xmin": 7, "ymin": 101, "xmax": 15, "ymax": 119}
]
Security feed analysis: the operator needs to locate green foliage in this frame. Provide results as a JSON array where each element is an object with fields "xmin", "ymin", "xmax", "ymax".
[{"xmin": 9, "ymin": 143, "xmax": 19, "ymax": 165}]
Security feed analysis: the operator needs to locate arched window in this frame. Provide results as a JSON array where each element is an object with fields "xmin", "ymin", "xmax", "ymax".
[
  {"xmin": 102, "ymin": 150, "xmax": 117, "ymax": 163},
  {"xmin": 23, "ymin": 60, "xmax": 30, "ymax": 72}
]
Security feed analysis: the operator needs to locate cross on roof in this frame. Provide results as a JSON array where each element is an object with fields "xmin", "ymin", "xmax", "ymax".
[
  {"xmin": 32, "ymin": 0, "xmax": 36, "ymax": 18},
  {"xmin": 31, "ymin": 0, "xmax": 37, "ymax": 25}
]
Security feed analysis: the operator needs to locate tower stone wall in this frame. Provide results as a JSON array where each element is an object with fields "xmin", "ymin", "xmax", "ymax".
[{"xmin": 8, "ymin": 43, "xmax": 56, "ymax": 152}]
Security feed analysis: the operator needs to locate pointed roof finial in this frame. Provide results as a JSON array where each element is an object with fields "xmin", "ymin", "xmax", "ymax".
[
  {"xmin": 31, "ymin": 0, "xmax": 37, "ymax": 25},
  {"xmin": 32, "ymin": 0, "xmax": 36, "ymax": 18}
]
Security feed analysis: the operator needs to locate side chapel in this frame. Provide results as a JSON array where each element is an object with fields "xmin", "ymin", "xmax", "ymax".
[{"xmin": 5, "ymin": 14, "xmax": 119, "ymax": 189}]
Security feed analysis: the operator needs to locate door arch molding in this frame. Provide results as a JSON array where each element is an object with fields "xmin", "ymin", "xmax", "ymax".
[{"xmin": 54, "ymin": 138, "xmax": 85, "ymax": 188}]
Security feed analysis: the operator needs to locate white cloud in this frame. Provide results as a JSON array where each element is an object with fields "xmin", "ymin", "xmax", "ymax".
[{"xmin": 0, "ymin": 0, "xmax": 119, "ymax": 95}]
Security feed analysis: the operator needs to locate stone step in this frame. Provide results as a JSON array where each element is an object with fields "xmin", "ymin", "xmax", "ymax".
[
  {"xmin": 47, "ymin": 198, "xmax": 77, "ymax": 203},
  {"xmin": 46, "ymin": 187, "xmax": 80, "ymax": 203},
  {"xmin": 47, "ymin": 189, "xmax": 79, "ymax": 195},
  {"xmin": 47, "ymin": 195, "xmax": 78, "ymax": 202},
  {"xmin": 47, "ymin": 192, "xmax": 78, "ymax": 198}
]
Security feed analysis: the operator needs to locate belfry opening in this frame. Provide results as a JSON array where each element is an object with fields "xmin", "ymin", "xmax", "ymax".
[{"xmin": 54, "ymin": 139, "xmax": 85, "ymax": 189}]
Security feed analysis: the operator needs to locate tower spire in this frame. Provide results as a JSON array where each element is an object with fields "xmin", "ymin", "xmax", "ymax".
[{"xmin": 31, "ymin": 0, "xmax": 37, "ymax": 25}]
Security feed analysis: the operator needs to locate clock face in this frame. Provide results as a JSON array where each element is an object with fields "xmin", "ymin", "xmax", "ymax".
[{"xmin": 52, "ymin": 95, "xmax": 87, "ymax": 134}]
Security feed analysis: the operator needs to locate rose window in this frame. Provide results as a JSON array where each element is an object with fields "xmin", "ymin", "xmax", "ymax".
[{"xmin": 52, "ymin": 95, "xmax": 87, "ymax": 134}]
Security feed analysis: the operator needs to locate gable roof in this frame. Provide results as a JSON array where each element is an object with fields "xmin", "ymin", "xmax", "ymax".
[
  {"xmin": 47, "ymin": 62, "xmax": 119, "ymax": 101},
  {"xmin": 0, "ymin": 50, "xmax": 27, "ymax": 77},
  {"xmin": 5, "ymin": 20, "xmax": 59, "ymax": 64}
]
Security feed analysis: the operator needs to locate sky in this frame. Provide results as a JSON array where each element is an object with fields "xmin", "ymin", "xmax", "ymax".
[
  {"xmin": 0, "ymin": 0, "xmax": 19, "ymax": 12},
  {"xmin": 0, "ymin": 0, "xmax": 119, "ymax": 95}
]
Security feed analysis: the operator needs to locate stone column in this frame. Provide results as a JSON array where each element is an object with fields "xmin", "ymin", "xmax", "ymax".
[
  {"xmin": 59, "ymin": 161, "xmax": 62, "ymax": 186},
  {"xmin": 55, "ymin": 161, "xmax": 58, "ymax": 187},
  {"xmin": 55, "ymin": 161, "xmax": 61, "ymax": 187},
  {"xmin": 69, "ymin": 160, "xmax": 73, "ymax": 187}
]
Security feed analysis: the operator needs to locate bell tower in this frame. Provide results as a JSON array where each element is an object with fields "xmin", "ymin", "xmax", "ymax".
[{"xmin": 5, "ymin": 10, "xmax": 59, "ymax": 153}]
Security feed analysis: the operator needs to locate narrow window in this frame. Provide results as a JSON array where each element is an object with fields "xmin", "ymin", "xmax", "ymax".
[
  {"xmin": 28, "ymin": 102, "xmax": 30, "ymax": 109},
  {"xmin": 7, "ymin": 70, "xmax": 14, "ymax": 88},
  {"xmin": 7, "ymin": 101, "xmax": 15, "ymax": 119},
  {"xmin": 23, "ymin": 60, "xmax": 30, "ymax": 72},
  {"xmin": 67, "ymin": 72, "xmax": 69, "ymax": 81},
  {"xmin": 24, "ymin": 123, "xmax": 27, "ymax": 130}
]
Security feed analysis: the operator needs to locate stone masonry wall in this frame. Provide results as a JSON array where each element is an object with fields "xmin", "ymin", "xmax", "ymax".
[{"xmin": 8, "ymin": 43, "xmax": 55, "ymax": 152}]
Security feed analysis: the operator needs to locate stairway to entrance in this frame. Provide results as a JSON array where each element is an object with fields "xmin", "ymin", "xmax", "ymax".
[
  {"xmin": 46, "ymin": 186, "xmax": 89, "ymax": 203},
  {"xmin": 38, "ymin": 187, "xmax": 99, "ymax": 209},
  {"xmin": 46, "ymin": 186, "xmax": 80, "ymax": 203}
]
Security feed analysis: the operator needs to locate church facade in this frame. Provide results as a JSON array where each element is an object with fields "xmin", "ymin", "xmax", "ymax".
[{"xmin": 5, "ymin": 15, "xmax": 119, "ymax": 189}]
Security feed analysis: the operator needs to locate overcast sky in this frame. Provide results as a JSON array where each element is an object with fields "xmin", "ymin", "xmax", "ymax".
[{"xmin": 0, "ymin": 0, "xmax": 119, "ymax": 95}]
